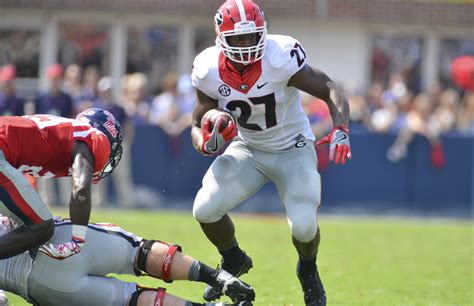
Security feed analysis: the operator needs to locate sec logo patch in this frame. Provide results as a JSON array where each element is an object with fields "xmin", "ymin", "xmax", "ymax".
[{"xmin": 219, "ymin": 84, "xmax": 231, "ymax": 97}]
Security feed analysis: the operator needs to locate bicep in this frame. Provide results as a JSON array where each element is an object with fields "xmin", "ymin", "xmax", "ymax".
[
  {"xmin": 287, "ymin": 64, "xmax": 332, "ymax": 101},
  {"xmin": 192, "ymin": 89, "xmax": 218, "ymax": 127}
]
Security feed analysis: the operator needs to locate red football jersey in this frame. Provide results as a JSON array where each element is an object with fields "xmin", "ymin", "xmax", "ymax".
[{"xmin": 0, "ymin": 115, "xmax": 110, "ymax": 178}]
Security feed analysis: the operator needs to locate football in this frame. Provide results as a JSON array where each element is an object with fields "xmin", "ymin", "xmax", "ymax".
[{"xmin": 200, "ymin": 108, "xmax": 234, "ymax": 131}]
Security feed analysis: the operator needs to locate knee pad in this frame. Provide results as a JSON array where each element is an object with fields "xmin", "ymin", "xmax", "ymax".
[
  {"xmin": 193, "ymin": 190, "xmax": 226, "ymax": 223},
  {"xmin": 128, "ymin": 286, "xmax": 166, "ymax": 306},
  {"xmin": 136, "ymin": 239, "xmax": 182, "ymax": 283},
  {"xmin": 290, "ymin": 215, "xmax": 318, "ymax": 243}
]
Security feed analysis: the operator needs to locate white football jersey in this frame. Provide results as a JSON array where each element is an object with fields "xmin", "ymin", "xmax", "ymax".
[{"xmin": 192, "ymin": 34, "xmax": 314, "ymax": 152}]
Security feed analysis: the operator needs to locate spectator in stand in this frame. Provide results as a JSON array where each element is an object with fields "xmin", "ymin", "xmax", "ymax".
[
  {"xmin": 457, "ymin": 92, "xmax": 474, "ymax": 135},
  {"xmin": 370, "ymin": 75, "xmax": 413, "ymax": 135},
  {"xmin": 63, "ymin": 63, "xmax": 83, "ymax": 105},
  {"xmin": 348, "ymin": 94, "xmax": 372, "ymax": 131},
  {"xmin": 123, "ymin": 72, "xmax": 151, "ymax": 124},
  {"xmin": 367, "ymin": 81, "xmax": 399, "ymax": 134},
  {"xmin": 35, "ymin": 63, "xmax": 74, "ymax": 118},
  {"xmin": 386, "ymin": 92, "xmax": 445, "ymax": 168},
  {"xmin": 430, "ymin": 88, "xmax": 460, "ymax": 135},
  {"xmin": 96, "ymin": 77, "xmax": 130, "ymax": 135},
  {"xmin": 150, "ymin": 72, "xmax": 179, "ymax": 134},
  {"xmin": 370, "ymin": 102, "xmax": 399, "ymax": 134},
  {"xmin": 0, "ymin": 64, "xmax": 25, "ymax": 116},
  {"xmin": 367, "ymin": 82, "xmax": 385, "ymax": 112},
  {"xmin": 381, "ymin": 73, "xmax": 408, "ymax": 106},
  {"xmin": 426, "ymin": 82, "xmax": 444, "ymax": 107},
  {"xmin": 174, "ymin": 74, "xmax": 196, "ymax": 133},
  {"xmin": 93, "ymin": 76, "xmax": 135, "ymax": 207},
  {"xmin": 150, "ymin": 73, "xmax": 195, "ymax": 136},
  {"xmin": 76, "ymin": 66, "xmax": 100, "ymax": 112},
  {"xmin": 119, "ymin": 74, "xmax": 132, "ymax": 113}
]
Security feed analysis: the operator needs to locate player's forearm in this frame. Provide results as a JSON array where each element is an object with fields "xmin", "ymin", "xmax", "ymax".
[
  {"xmin": 69, "ymin": 186, "xmax": 91, "ymax": 226},
  {"xmin": 70, "ymin": 142, "xmax": 94, "ymax": 226},
  {"xmin": 326, "ymin": 82, "xmax": 350, "ymax": 128}
]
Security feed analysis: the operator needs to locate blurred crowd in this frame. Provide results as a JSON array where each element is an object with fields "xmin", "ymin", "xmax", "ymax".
[
  {"xmin": 1, "ymin": 62, "xmax": 473, "ymax": 205},
  {"xmin": 0, "ymin": 62, "xmax": 195, "ymax": 208},
  {"xmin": 302, "ymin": 73, "xmax": 473, "ymax": 170}
]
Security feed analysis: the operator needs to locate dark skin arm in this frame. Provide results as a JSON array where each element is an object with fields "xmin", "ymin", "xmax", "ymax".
[
  {"xmin": 69, "ymin": 141, "xmax": 93, "ymax": 226},
  {"xmin": 288, "ymin": 64, "xmax": 350, "ymax": 128},
  {"xmin": 190, "ymin": 89, "xmax": 219, "ymax": 153}
]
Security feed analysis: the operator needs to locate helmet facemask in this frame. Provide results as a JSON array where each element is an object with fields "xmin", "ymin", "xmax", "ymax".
[
  {"xmin": 216, "ymin": 24, "xmax": 266, "ymax": 65},
  {"xmin": 93, "ymin": 143, "xmax": 123, "ymax": 182},
  {"xmin": 214, "ymin": 1, "xmax": 267, "ymax": 66}
]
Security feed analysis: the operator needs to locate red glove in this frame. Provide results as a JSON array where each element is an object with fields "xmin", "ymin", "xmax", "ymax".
[
  {"xmin": 316, "ymin": 125, "xmax": 352, "ymax": 164},
  {"xmin": 200, "ymin": 115, "xmax": 237, "ymax": 155}
]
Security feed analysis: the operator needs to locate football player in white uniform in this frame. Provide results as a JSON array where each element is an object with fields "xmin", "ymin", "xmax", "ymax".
[
  {"xmin": 190, "ymin": 1, "xmax": 352, "ymax": 305},
  {"xmin": 0, "ymin": 215, "xmax": 255, "ymax": 306}
]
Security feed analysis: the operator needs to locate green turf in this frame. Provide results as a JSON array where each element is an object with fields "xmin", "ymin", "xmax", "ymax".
[{"xmin": 6, "ymin": 209, "xmax": 473, "ymax": 305}]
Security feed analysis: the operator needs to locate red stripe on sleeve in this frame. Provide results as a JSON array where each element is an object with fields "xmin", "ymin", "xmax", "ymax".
[{"xmin": 0, "ymin": 172, "xmax": 44, "ymax": 224}]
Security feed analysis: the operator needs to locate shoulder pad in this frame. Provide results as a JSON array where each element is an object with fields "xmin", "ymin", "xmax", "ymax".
[
  {"xmin": 192, "ymin": 46, "xmax": 219, "ymax": 80},
  {"xmin": 266, "ymin": 35, "xmax": 302, "ymax": 69},
  {"xmin": 264, "ymin": 35, "xmax": 307, "ymax": 81}
]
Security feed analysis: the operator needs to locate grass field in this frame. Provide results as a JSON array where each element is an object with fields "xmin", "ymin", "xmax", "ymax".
[{"xmin": 6, "ymin": 209, "xmax": 473, "ymax": 306}]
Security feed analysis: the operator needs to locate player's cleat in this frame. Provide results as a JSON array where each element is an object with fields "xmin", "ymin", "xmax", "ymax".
[
  {"xmin": 203, "ymin": 252, "xmax": 253, "ymax": 301},
  {"xmin": 212, "ymin": 269, "xmax": 255, "ymax": 302},
  {"xmin": 297, "ymin": 265, "xmax": 326, "ymax": 306}
]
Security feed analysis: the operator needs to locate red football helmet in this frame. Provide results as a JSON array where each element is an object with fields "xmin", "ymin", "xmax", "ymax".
[{"xmin": 214, "ymin": 0, "xmax": 267, "ymax": 65}]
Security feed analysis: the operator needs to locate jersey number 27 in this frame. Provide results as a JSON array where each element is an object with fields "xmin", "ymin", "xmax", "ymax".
[
  {"xmin": 226, "ymin": 93, "xmax": 276, "ymax": 131},
  {"xmin": 224, "ymin": 43, "xmax": 306, "ymax": 131}
]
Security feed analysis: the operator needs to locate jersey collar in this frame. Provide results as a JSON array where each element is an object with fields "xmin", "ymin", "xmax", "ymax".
[{"xmin": 218, "ymin": 53, "xmax": 262, "ymax": 94}]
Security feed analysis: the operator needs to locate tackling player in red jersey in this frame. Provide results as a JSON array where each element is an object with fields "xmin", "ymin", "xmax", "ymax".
[
  {"xmin": 0, "ymin": 108, "xmax": 123, "ymax": 260},
  {"xmin": 190, "ymin": 1, "xmax": 351, "ymax": 305}
]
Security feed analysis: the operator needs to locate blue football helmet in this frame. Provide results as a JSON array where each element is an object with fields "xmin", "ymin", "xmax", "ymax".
[{"xmin": 76, "ymin": 108, "xmax": 123, "ymax": 181}]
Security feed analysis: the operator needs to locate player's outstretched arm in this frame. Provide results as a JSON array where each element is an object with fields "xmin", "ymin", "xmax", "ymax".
[
  {"xmin": 69, "ymin": 141, "xmax": 94, "ymax": 226},
  {"xmin": 288, "ymin": 64, "xmax": 350, "ymax": 128},
  {"xmin": 39, "ymin": 141, "xmax": 93, "ymax": 259},
  {"xmin": 289, "ymin": 65, "xmax": 352, "ymax": 164},
  {"xmin": 132, "ymin": 240, "xmax": 255, "ymax": 304}
]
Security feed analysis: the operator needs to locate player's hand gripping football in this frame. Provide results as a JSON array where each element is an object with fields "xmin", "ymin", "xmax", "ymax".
[
  {"xmin": 39, "ymin": 225, "xmax": 86, "ymax": 260},
  {"xmin": 200, "ymin": 111, "xmax": 237, "ymax": 155},
  {"xmin": 316, "ymin": 125, "xmax": 352, "ymax": 164}
]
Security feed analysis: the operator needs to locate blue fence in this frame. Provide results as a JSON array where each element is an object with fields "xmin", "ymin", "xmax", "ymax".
[{"xmin": 130, "ymin": 125, "xmax": 474, "ymax": 218}]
